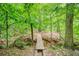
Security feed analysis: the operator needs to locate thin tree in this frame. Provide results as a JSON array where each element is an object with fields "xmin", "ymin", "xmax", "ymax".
[
  {"xmin": 0, "ymin": 24, "xmax": 2, "ymax": 38},
  {"xmin": 56, "ymin": 5, "xmax": 60, "ymax": 33},
  {"xmin": 50, "ymin": 13, "xmax": 52, "ymax": 41},
  {"xmin": 38, "ymin": 4, "xmax": 42, "ymax": 32},
  {"xmin": 5, "ymin": 11, "xmax": 9, "ymax": 48},
  {"xmin": 24, "ymin": 3, "xmax": 35, "ymax": 55},
  {"xmin": 56, "ymin": 19, "xmax": 60, "ymax": 33}
]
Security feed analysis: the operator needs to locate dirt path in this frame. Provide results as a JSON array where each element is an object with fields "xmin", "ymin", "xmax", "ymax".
[
  {"xmin": 0, "ymin": 46, "xmax": 55, "ymax": 56},
  {"xmin": 0, "ymin": 46, "xmax": 79, "ymax": 56}
]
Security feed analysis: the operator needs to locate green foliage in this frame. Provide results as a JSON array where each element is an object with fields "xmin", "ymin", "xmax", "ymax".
[
  {"xmin": 14, "ymin": 38, "xmax": 32, "ymax": 49},
  {"xmin": 14, "ymin": 38, "xmax": 26, "ymax": 50},
  {"xmin": 25, "ymin": 40, "xmax": 32, "ymax": 46},
  {"xmin": 0, "ymin": 45, "xmax": 6, "ymax": 49},
  {"xmin": 0, "ymin": 3, "xmax": 79, "ymax": 46}
]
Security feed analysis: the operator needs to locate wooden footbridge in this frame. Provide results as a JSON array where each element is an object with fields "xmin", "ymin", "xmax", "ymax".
[{"xmin": 33, "ymin": 33, "xmax": 46, "ymax": 56}]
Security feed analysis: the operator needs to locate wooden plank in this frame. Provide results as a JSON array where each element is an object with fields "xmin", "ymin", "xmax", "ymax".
[
  {"xmin": 34, "ymin": 33, "xmax": 45, "ymax": 56},
  {"xmin": 35, "ymin": 33, "xmax": 44, "ymax": 50}
]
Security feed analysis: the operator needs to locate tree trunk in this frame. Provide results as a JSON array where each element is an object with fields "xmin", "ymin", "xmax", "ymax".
[
  {"xmin": 30, "ymin": 23, "xmax": 34, "ymax": 45},
  {"xmin": 38, "ymin": 19, "xmax": 42, "ymax": 32},
  {"xmin": 5, "ymin": 11, "xmax": 9, "ymax": 48},
  {"xmin": 50, "ymin": 14, "xmax": 52, "ymax": 41},
  {"xmin": 57, "ymin": 19, "xmax": 60, "ymax": 33},
  {"xmin": 38, "ymin": 5, "xmax": 42, "ymax": 32},
  {"xmin": 64, "ymin": 3, "xmax": 74, "ymax": 49},
  {"xmin": 0, "ymin": 24, "xmax": 2, "ymax": 38}
]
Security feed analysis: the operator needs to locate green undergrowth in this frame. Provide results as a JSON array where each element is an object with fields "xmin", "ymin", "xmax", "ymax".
[{"xmin": 13, "ymin": 38, "xmax": 32, "ymax": 50}]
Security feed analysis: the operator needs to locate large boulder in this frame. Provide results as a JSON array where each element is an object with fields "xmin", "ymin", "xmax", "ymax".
[
  {"xmin": 19, "ymin": 34, "xmax": 31, "ymax": 42},
  {"xmin": 13, "ymin": 32, "xmax": 61, "ymax": 47},
  {"xmin": 41, "ymin": 32, "xmax": 60, "ymax": 42},
  {"xmin": 41, "ymin": 32, "xmax": 60, "ymax": 46},
  {"xmin": 32, "ymin": 32, "xmax": 60, "ymax": 42}
]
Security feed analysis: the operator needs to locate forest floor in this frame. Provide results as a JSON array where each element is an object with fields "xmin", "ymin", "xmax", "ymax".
[
  {"xmin": 0, "ymin": 46, "xmax": 79, "ymax": 56},
  {"xmin": 0, "ymin": 33, "xmax": 79, "ymax": 56}
]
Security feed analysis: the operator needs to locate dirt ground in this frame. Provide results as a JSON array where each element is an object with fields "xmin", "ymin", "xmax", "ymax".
[
  {"xmin": 0, "ymin": 47, "xmax": 52, "ymax": 56},
  {"xmin": 0, "ymin": 46, "xmax": 79, "ymax": 56}
]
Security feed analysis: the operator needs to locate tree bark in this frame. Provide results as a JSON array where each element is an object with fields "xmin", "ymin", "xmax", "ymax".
[{"xmin": 64, "ymin": 3, "xmax": 74, "ymax": 49}]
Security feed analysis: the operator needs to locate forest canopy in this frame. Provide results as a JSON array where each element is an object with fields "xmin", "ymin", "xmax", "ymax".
[{"xmin": 0, "ymin": 4, "xmax": 78, "ymax": 41}]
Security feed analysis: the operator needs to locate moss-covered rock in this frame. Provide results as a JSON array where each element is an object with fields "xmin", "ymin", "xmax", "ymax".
[
  {"xmin": 13, "ymin": 38, "xmax": 26, "ymax": 50},
  {"xmin": 13, "ymin": 38, "xmax": 32, "ymax": 50}
]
